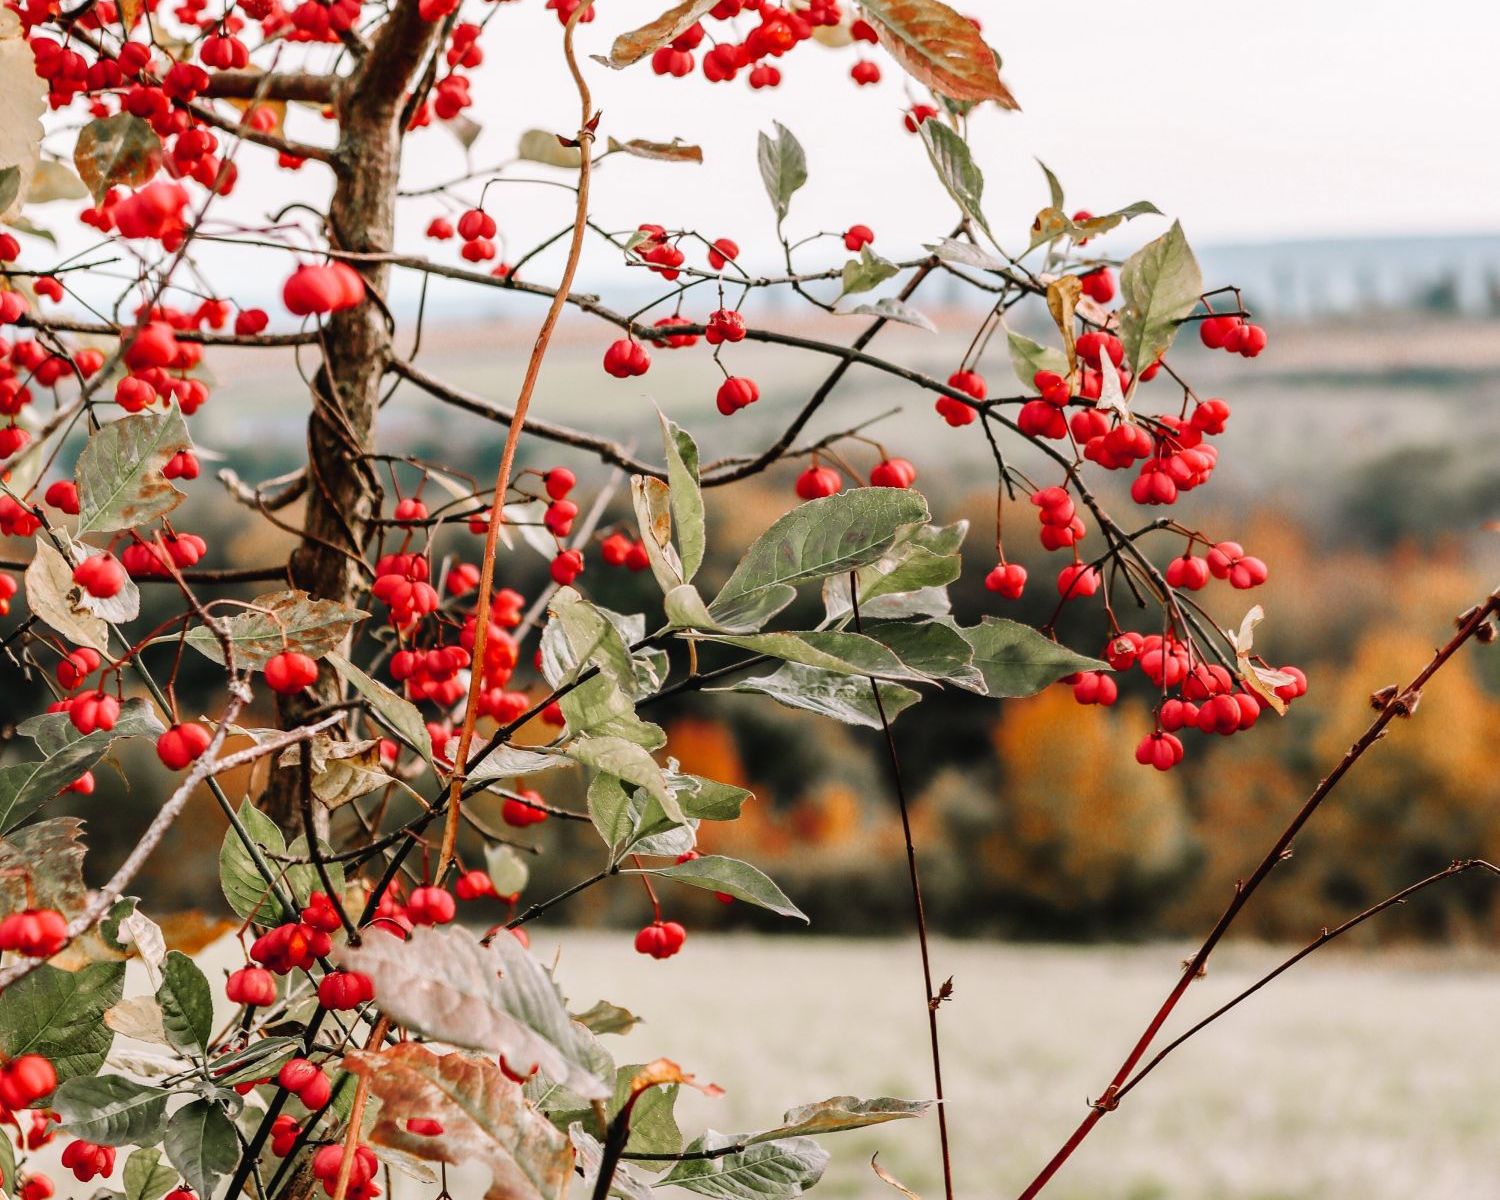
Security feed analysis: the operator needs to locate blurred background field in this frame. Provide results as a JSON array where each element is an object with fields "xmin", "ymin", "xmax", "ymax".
[
  {"xmin": 426, "ymin": 932, "xmax": 1500, "ymax": 1200},
  {"xmin": 6, "ymin": 242, "xmax": 1500, "ymax": 1197},
  {"xmin": 19, "ymin": 265, "xmax": 1500, "ymax": 945}
]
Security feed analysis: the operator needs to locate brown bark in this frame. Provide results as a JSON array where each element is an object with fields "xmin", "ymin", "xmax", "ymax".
[{"xmin": 261, "ymin": 3, "xmax": 442, "ymax": 832}]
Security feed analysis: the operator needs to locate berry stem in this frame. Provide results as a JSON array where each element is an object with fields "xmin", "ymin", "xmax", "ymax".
[
  {"xmin": 439, "ymin": 0, "xmax": 597, "ymax": 877},
  {"xmin": 849, "ymin": 574, "xmax": 955, "ymax": 1200}
]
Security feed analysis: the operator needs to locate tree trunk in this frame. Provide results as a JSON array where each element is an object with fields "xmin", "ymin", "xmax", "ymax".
[{"xmin": 261, "ymin": 8, "xmax": 440, "ymax": 832}]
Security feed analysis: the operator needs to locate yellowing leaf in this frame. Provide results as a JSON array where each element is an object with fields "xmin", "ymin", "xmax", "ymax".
[
  {"xmin": 0, "ymin": 9, "xmax": 46, "ymax": 221},
  {"xmin": 1045, "ymin": 275, "xmax": 1082, "ymax": 381},
  {"xmin": 627, "ymin": 1058, "xmax": 723, "ymax": 1100},
  {"xmin": 856, "ymin": 0, "xmax": 1018, "ymax": 107},
  {"xmin": 345, "ymin": 1043, "xmax": 574, "ymax": 1200},
  {"xmin": 605, "ymin": 0, "xmax": 716, "ymax": 68}
]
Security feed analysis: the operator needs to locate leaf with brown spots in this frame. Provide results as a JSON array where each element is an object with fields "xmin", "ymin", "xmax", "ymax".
[
  {"xmin": 606, "ymin": 137, "xmax": 703, "ymax": 164},
  {"xmin": 344, "ymin": 1043, "xmax": 575, "ymax": 1200},
  {"xmin": 604, "ymin": 0, "xmax": 717, "ymax": 68},
  {"xmin": 75, "ymin": 405, "xmax": 192, "ymax": 535},
  {"xmin": 73, "ymin": 113, "xmax": 163, "ymax": 204},
  {"xmin": 182, "ymin": 589, "xmax": 367, "ymax": 669},
  {"xmin": 856, "ymin": 0, "xmax": 1018, "ymax": 107}
]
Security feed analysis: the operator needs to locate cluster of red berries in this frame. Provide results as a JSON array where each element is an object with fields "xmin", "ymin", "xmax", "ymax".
[
  {"xmin": 644, "ymin": 1, "xmax": 897, "ymax": 92},
  {"xmin": 1200, "ymin": 313, "xmax": 1268, "ymax": 356}
]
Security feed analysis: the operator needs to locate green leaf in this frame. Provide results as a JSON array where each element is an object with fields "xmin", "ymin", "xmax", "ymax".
[
  {"xmin": 0, "ymin": 165, "xmax": 19, "ymax": 213},
  {"xmin": 163, "ymin": 1099, "xmax": 238, "ymax": 1199},
  {"xmin": 19, "ymin": 696, "xmax": 163, "ymax": 757},
  {"xmin": 74, "ymin": 406, "xmax": 192, "ymax": 534},
  {"xmin": 635, "ymin": 855, "xmax": 806, "ymax": 921},
  {"xmin": 661, "ymin": 1135, "xmax": 828, "ymax": 1198},
  {"xmin": 123, "ymin": 1147, "xmax": 179, "ymax": 1200},
  {"xmin": 660, "ymin": 412, "xmax": 706, "ymax": 583},
  {"xmin": 719, "ymin": 663, "xmax": 920, "ymax": 730},
  {"xmin": 485, "ymin": 843, "xmax": 529, "ymax": 898},
  {"xmin": 218, "ymin": 801, "xmax": 290, "ymax": 923},
  {"xmin": 669, "ymin": 773, "xmax": 752, "ymax": 822},
  {"xmin": 0, "ymin": 701, "xmax": 163, "ymax": 832},
  {"xmin": 711, "ymin": 488, "xmax": 929, "ymax": 627},
  {"xmin": 0, "ymin": 1127, "xmax": 14, "ymax": 1200},
  {"xmin": 541, "ymin": 588, "xmax": 636, "ymax": 692},
  {"xmin": 822, "ymin": 521, "xmax": 965, "ymax": 622},
  {"xmin": 703, "ymin": 630, "xmax": 930, "ymax": 682},
  {"xmin": 1006, "ymin": 324, "xmax": 1068, "ymax": 389},
  {"xmin": 570, "ymin": 1001, "xmax": 641, "ymax": 1037},
  {"xmin": 0, "ymin": 961, "xmax": 123, "ymax": 1084},
  {"xmin": 1118, "ymin": 219, "xmax": 1202, "ymax": 381},
  {"xmin": 559, "ymin": 737, "xmax": 678, "ymax": 823},
  {"xmin": 560, "ymin": 674, "xmax": 667, "ymax": 749},
  {"xmin": 866, "ymin": 619, "xmax": 985, "ymax": 690},
  {"xmin": 613, "ymin": 1063, "xmax": 682, "ymax": 1155},
  {"xmin": 53, "ymin": 1074, "xmax": 169, "ymax": 1146},
  {"xmin": 838, "ymin": 246, "xmax": 899, "ymax": 297},
  {"xmin": 73, "ymin": 113, "xmax": 162, "ymax": 204},
  {"xmin": 184, "ymin": 589, "xmax": 366, "ymax": 669},
  {"xmin": 959, "ymin": 617, "xmax": 1106, "ymax": 697},
  {"xmin": 327, "ymin": 652, "xmax": 433, "ymax": 766},
  {"xmin": 920, "ymin": 122, "xmax": 992, "ymax": 242},
  {"xmin": 841, "ymin": 298, "xmax": 937, "ymax": 332},
  {"xmin": 587, "ymin": 773, "xmax": 634, "ymax": 855},
  {"xmin": 204, "ymin": 1035, "xmax": 301, "ymax": 1087},
  {"xmin": 1038, "ymin": 158, "xmax": 1065, "ymax": 209},
  {"xmin": 334, "ymin": 925, "xmax": 610, "ymax": 1101},
  {"xmin": 155, "ymin": 949, "xmax": 214, "ymax": 1055},
  {"xmin": 757, "ymin": 122, "xmax": 806, "ymax": 223},
  {"xmin": 746, "ymin": 1095, "xmax": 931, "ymax": 1144},
  {"xmin": 923, "ymin": 236, "xmax": 1006, "ymax": 272}
]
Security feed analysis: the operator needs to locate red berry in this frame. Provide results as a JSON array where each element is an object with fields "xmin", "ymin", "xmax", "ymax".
[
  {"xmin": 406, "ymin": 886, "xmax": 456, "ymax": 926},
  {"xmin": 544, "ymin": 468, "xmax": 576, "ymax": 500},
  {"xmin": 317, "ymin": 969, "xmax": 374, "ymax": 1010},
  {"xmin": 43, "ymin": 480, "xmax": 79, "ymax": 514},
  {"xmin": 705, "ymin": 308, "xmax": 746, "ymax": 345},
  {"xmin": 869, "ymin": 458, "xmax": 916, "ymax": 488},
  {"xmin": 550, "ymin": 548, "xmax": 584, "ymax": 586},
  {"xmin": 1056, "ymin": 562, "xmax": 1100, "ymax": 600},
  {"xmin": 72, "ymin": 554, "xmax": 126, "ymax": 599},
  {"xmin": 1135, "ymin": 731, "xmax": 1184, "ymax": 771},
  {"xmin": 602, "ymin": 339, "xmax": 650, "ymax": 378},
  {"xmin": 634, "ymin": 920, "xmax": 686, "ymax": 959},
  {"xmin": 716, "ymin": 376, "xmax": 759, "ymax": 415},
  {"xmin": 984, "ymin": 562, "xmax": 1027, "ymax": 600},
  {"xmin": 264, "ymin": 651, "xmax": 319, "ymax": 695},
  {"xmin": 707, "ymin": 238, "xmax": 739, "ymax": 270},
  {"xmin": 225, "ymin": 966, "xmax": 277, "ymax": 1007},
  {"xmin": 843, "ymin": 224, "xmax": 875, "ymax": 252},
  {"xmin": 795, "ymin": 465, "xmax": 841, "ymax": 500},
  {"xmin": 0, "ymin": 1055, "xmax": 57, "ymax": 1109},
  {"xmin": 455, "ymin": 869, "xmax": 497, "ymax": 901},
  {"xmin": 156, "ymin": 722, "xmax": 212, "ymax": 770}
]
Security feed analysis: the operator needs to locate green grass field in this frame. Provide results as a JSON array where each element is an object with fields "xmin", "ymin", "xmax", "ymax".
[{"xmin": 522, "ymin": 933, "xmax": 1500, "ymax": 1200}]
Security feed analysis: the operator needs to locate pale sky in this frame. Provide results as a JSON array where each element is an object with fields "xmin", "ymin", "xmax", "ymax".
[{"xmin": 34, "ymin": 1, "xmax": 1500, "ymax": 308}]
